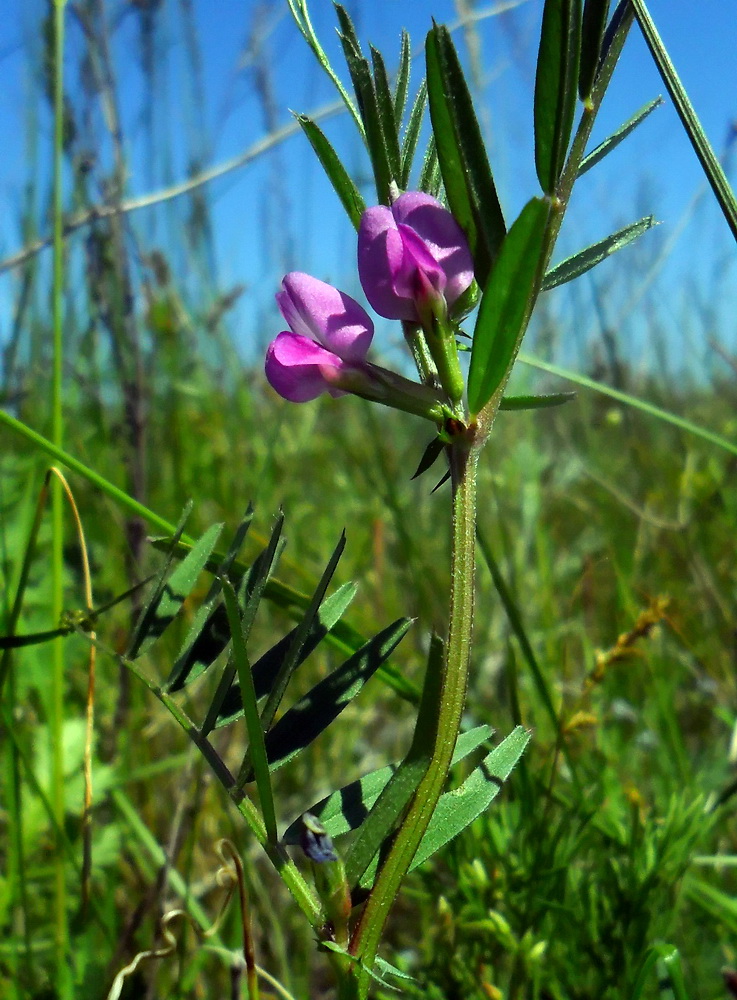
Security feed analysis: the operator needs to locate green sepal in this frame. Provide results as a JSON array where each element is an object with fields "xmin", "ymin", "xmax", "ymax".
[
  {"xmin": 534, "ymin": 0, "xmax": 582, "ymax": 194},
  {"xmin": 467, "ymin": 198, "xmax": 550, "ymax": 416},
  {"xmin": 542, "ymin": 215, "xmax": 658, "ymax": 290},
  {"xmin": 426, "ymin": 22, "xmax": 506, "ymax": 284}
]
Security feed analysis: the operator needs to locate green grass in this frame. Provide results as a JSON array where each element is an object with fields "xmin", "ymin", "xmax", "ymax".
[{"xmin": 1, "ymin": 362, "xmax": 735, "ymax": 998}]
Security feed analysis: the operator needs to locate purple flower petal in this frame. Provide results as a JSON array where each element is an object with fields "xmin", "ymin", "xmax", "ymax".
[
  {"xmin": 358, "ymin": 193, "xmax": 474, "ymax": 321},
  {"xmin": 265, "ymin": 332, "xmax": 346, "ymax": 402},
  {"xmin": 276, "ymin": 272, "xmax": 373, "ymax": 362}
]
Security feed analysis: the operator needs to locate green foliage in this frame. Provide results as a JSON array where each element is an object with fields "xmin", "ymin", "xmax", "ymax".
[
  {"xmin": 426, "ymin": 22, "xmax": 506, "ymax": 284},
  {"xmin": 534, "ymin": 0, "xmax": 582, "ymax": 194},
  {"xmin": 467, "ymin": 198, "xmax": 550, "ymax": 415}
]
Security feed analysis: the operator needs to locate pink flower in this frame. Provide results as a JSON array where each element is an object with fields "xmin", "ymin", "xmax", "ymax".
[
  {"xmin": 357, "ymin": 192, "xmax": 474, "ymax": 323},
  {"xmin": 265, "ymin": 272, "xmax": 374, "ymax": 402}
]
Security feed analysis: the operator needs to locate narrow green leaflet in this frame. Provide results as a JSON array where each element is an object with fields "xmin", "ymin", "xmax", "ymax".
[
  {"xmin": 400, "ymin": 80, "xmax": 427, "ymax": 188},
  {"xmin": 215, "ymin": 581, "xmax": 358, "ymax": 728},
  {"xmin": 127, "ymin": 516, "xmax": 223, "ymax": 660},
  {"xmin": 499, "ymin": 392, "xmax": 576, "ymax": 411},
  {"xmin": 221, "ymin": 580, "xmax": 276, "ymax": 838},
  {"xmin": 426, "ymin": 23, "xmax": 506, "ymax": 284},
  {"xmin": 281, "ymin": 725, "xmax": 494, "ymax": 844},
  {"xmin": 542, "ymin": 215, "xmax": 658, "ymax": 290},
  {"xmin": 534, "ymin": 0, "xmax": 582, "ymax": 195},
  {"xmin": 408, "ymin": 725, "xmax": 530, "ymax": 872},
  {"xmin": 296, "ymin": 115, "xmax": 366, "ymax": 230},
  {"xmin": 165, "ymin": 507, "xmax": 254, "ymax": 691},
  {"xmin": 393, "ymin": 29, "xmax": 411, "ymax": 123},
  {"xmin": 417, "ymin": 135, "xmax": 441, "ymax": 197},
  {"xmin": 356, "ymin": 726, "xmax": 531, "ymax": 891},
  {"xmin": 200, "ymin": 517, "xmax": 285, "ymax": 733},
  {"xmin": 336, "ymin": 6, "xmax": 393, "ymax": 203},
  {"xmin": 244, "ymin": 617, "xmax": 412, "ymax": 778},
  {"xmin": 370, "ymin": 44, "xmax": 402, "ymax": 183},
  {"xmin": 578, "ymin": 97, "xmax": 662, "ymax": 176},
  {"xmin": 468, "ymin": 198, "xmax": 550, "ymax": 416},
  {"xmin": 344, "ymin": 633, "xmax": 445, "ymax": 889},
  {"xmin": 579, "ymin": 0, "xmax": 611, "ymax": 100}
]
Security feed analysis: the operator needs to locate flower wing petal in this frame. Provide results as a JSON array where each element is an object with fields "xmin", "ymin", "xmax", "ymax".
[
  {"xmin": 265, "ymin": 332, "xmax": 343, "ymax": 402},
  {"xmin": 277, "ymin": 272, "xmax": 373, "ymax": 361}
]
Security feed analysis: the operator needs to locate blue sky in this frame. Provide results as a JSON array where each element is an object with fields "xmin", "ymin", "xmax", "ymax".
[{"xmin": 0, "ymin": 1, "xmax": 735, "ymax": 379}]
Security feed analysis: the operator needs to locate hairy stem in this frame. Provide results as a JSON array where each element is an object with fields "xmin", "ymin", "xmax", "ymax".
[{"xmin": 345, "ymin": 439, "xmax": 478, "ymax": 998}]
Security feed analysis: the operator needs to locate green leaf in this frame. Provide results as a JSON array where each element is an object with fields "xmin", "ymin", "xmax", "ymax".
[
  {"xmin": 215, "ymin": 581, "xmax": 358, "ymax": 728},
  {"xmin": 467, "ymin": 198, "xmax": 550, "ymax": 415},
  {"xmin": 407, "ymin": 726, "xmax": 531, "ymax": 871},
  {"xmin": 336, "ymin": 6, "xmax": 393, "ymax": 202},
  {"xmin": 127, "ymin": 511, "xmax": 223, "ymax": 659},
  {"xmin": 245, "ymin": 617, "xmax": 412, "ymax": 778},
  {"xmin": 579, "ymin": 0, "xmax": 611, "ymax": 100},
  {"xmin": 542, "ymin": 215, "xmax": 658, "ymax": 290},
  {"xmin": 534, "ymin": 0, "xmax": 582, "ymax": 195},
  {"xmin": 344, "ymin": 633, "xmax": 444, "ymax": 889},
  {"xmin": 578, "ymin": 97, "xmax": 662, "ymax": 176},
  {"xmin": 221, "ymin": 580, "xmax": 277, "ymax": 836},
  {"xmin": 370, "ymin": 44, "xmax": 402, "ymax": 183},
  {"xmin": 499, "ymin": 392, "xmax": 576, "ymax": 411},
  {"xmin": 165, "ymin": 507, "xmax": 254, "ymax": 692},
  {"xmin": 282, "ymin": 724, "xmax": 494, "ymax": 845},
  {"xmin": 426, "ymin": 23, "xmax": 506, "ymax": 284},
  {"xmin": 400, "ymin": 80, "xmax": 427, "ymax": 188},
  {"xmin": 199, "ymin": 515, "xmax": 285, "ymax": 735},
  {"xmin": 393, "ymin": 29, "xmax": 411, "ymax": 124},
  {"xmin": 258, "ymin": 532, "xmax": 346, "ymax": 731},
  {"xmin": 630, "ymin": 0, "xmax": 737, "ymax": 244},
  {"xmin": 417, "ymin": 134, "xmax": 441, "ymax": 197},
  {"xmin": 296, "ymin": 115, "xmax": 366, "ymax": 230}
]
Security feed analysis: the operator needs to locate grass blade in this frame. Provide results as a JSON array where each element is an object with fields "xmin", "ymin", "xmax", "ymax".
[
  {"xmin": 631, "ymin": 0, "xmax": 737, "ymax": 243},
  {"xmin": 215, "ymin": 581, "xmax": 358, "ymax": 728}
]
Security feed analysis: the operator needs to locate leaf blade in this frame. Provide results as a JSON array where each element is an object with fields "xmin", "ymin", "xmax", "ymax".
[{"xmin": 467, "ymin": 197, "xmax": 550, "ymax": 415}]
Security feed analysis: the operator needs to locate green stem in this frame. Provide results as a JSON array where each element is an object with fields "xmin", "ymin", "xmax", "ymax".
[
  {"xmin": 345, "ymin": 440, "xmax": 478, "ymax": 997},
  {"xmin": 51, "ymin": 1, "xmax": 69, "ymax": 992}
]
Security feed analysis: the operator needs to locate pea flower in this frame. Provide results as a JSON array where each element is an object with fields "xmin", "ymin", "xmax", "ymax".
[
  {"xmin": 357, "ymin": 191, "xmax": 474, "ymax": 323},
  {"xmin": 265, "ymin": 271, "xmax": 447, "ymax": 423},
  {"xmin": 265, "ymin": 272, "xmax": 374, "ymax": 402}
]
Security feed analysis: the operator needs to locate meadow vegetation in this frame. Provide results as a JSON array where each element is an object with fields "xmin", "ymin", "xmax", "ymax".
[{"xmin": 1, "ymin": 2, "xmax": 736, "ymax": 998}]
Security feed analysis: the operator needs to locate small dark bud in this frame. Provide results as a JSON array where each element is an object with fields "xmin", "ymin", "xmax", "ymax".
[{"xmin": 300, "ymin": 813, "xmax": 338, "ymax": 864}]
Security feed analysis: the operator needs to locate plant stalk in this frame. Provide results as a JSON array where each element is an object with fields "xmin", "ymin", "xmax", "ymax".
[
  {"xmin": 51, "ymin": 1, "xmax": 69, "ymax": 992},
  {"xmin": 345, "ymin": 438, "xmax": 478, "ymax": 998}
]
